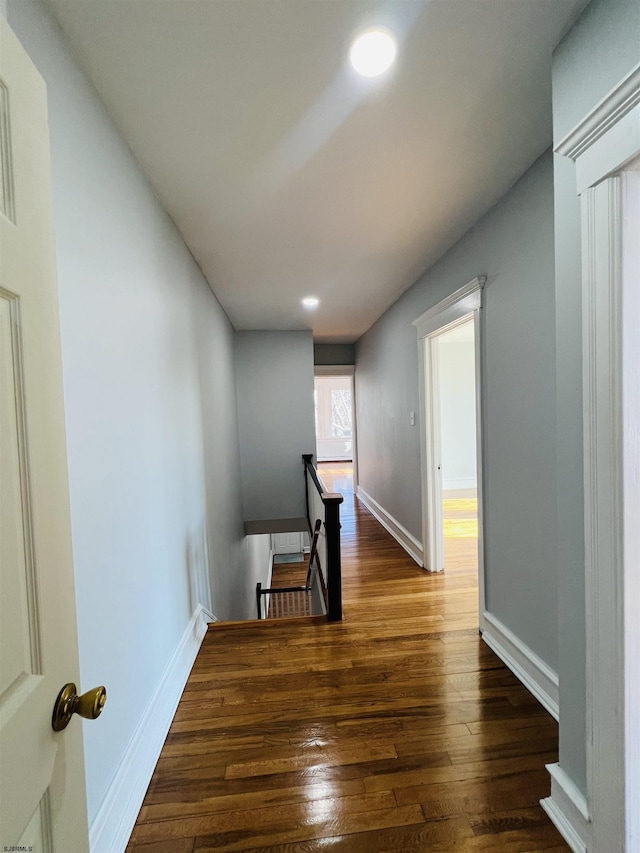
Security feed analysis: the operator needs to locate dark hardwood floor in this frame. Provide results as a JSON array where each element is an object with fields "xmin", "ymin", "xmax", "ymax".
[{"xmin": 126, "ymin": 466, "xmax": 567, "ymax": 852}]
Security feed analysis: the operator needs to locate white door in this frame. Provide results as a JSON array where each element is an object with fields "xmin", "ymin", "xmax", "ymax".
[
  {"xmin": 0, "ymin": 17, "xmax": 90, "ymax": 851},
  {"xmin": 272, "ymin": 532, "xmax": 304, "ymax": 555}
]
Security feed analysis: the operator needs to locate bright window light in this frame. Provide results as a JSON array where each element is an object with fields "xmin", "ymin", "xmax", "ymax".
[
  {"xmin": 349, "ymin": 29, "xmax": 397, "ymax": 78},
  {"xmin": 302, "ymin": 296, "xmax": 320, "ymax": 309}
]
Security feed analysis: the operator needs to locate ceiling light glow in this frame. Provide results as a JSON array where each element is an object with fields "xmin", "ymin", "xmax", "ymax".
[
  {"xmin": 349, "ymin": 29, "xmax": 397, "ymax": 78},
  {"xmin": 302, "ymin": 296, "xmax": 320, "ymax": 309}
]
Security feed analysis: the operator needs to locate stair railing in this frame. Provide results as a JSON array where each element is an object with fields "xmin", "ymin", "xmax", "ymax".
[
  {"xmin": 256, "ymin": 583, "xmax": 312, "ymax": 620},
  {"xmin": 256, "ymin": 519, "xmax": 321, "ymax": 620},
  {"xmin": 302, "ymin": 453, "xmax": 343, "ymax": 621}
]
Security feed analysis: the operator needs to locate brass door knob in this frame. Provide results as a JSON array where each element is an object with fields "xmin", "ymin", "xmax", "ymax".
[{"xmin": 52, "ymin": 683, "xmax": 107, "ymax": 732}]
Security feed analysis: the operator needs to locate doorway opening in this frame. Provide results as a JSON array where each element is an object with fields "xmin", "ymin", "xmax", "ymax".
[
  {"xmin": 313, "ymin": 366, "xmax": 356, "ymax": 474},
  {"xmin": 414, "ymin": 277, "xmax": 485, "ymax": 621},
  {"xmin": 431, "ymin": 319, "xmax": 478, "ymax": 575}
]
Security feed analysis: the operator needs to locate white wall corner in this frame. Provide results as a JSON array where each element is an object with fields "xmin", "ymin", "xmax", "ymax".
[
  {"xmin": 89, "ymin": 605, "xmax": 213, "ymax": 853},
  {"xmin": 541, "ymin": 763, "xmax": 591, "ymax": 853},
  {"xmin": 481, "ymin": 611, "xmax": 559, "ymax": 720},
  {"xmin": 356, "ymin": 486, "xmax": 424, "ymax": 567}
]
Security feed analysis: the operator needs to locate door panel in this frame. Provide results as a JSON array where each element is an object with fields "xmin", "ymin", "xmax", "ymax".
[
  {"xmin": 18, "ymin": 793, "xmax": 51, "ymax": 852},
  {"xmin": 273, "ymin": 532, "xmax": 303, "ymax": 555},
  {"xmin": 0, "ymin": 294, "xmax": 38, "ymax": 696},
  {"xmin": 0, "ymin": 16, "xmax": 89, "ymax": 851}
]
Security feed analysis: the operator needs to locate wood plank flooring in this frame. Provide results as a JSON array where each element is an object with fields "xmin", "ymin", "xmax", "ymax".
[{"xmin": 127, "ymin": 466, "xmax": 567, "ymax": 852}]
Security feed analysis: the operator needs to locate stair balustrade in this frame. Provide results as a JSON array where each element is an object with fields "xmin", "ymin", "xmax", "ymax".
[
  {"xmin": 255, "ymin": 457, "xmax": 343, "ymax": 621},
  {"xmin": 302, "ymin": 453, "xmax": 343, "ymax": 622}
]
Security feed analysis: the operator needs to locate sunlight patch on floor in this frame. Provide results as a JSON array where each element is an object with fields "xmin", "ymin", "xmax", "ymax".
[
  {"xmin": 443, "ymin": 517, "xmax": 479, "ymax": 538},
  {"xmin": 443, "ymin": 496, "xmax": 478, "ymax": 538}
]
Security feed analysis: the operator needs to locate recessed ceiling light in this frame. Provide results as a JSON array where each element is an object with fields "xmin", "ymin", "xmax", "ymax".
[
  {"xmin": 302, "ymin": 296, "xmax": 320, "ymax": 310},
  {"xmin": 349, "ymin": 29, "xmax": 397, "ymax": 78}
]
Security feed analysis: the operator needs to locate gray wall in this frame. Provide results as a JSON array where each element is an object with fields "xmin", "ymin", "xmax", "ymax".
[
  {"xmin": 314, "ymin": 343, "xmax": 356, "ymax": 365},
  {"xmin": 552, "ymin": 0, "xmax": 640, "ymax": 142},
  {"xmin": 6, "ymin": 0, "xmax": 270, "ymax": 825},
  {"xmin": 551, "ymin": 0, "xmax": 640, "ymax": 796},
  {"xmin": 356, "ymin": 150, "xmax": 558, "ymax": 671},
  {"xmin": 235, "ymin": 331, "xmax": 316, "ymax": 522}
]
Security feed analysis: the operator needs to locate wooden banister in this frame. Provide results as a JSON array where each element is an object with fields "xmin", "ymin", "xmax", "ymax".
[
  {"xmin": 303, "ymin": 454, "xmax": 328, "ymax": 497},
  {"xmin": 302, "ymin": 454, "xmax": 343, "ymax": 622},
  {"xmin": 323, "ymin": 493, "xmax": 343, "ymax": 622}
]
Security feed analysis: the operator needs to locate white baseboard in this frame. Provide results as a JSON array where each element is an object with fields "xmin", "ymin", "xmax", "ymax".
[
  {"xmin": 356, "ymin": 486, "xmax": 424, "ymax": 566},
  {"xmin": 481, "ymin": 611, "xmax": 559, "ymax": 720},
  {"xmin": 264, "ymin": 549, "xmax": 274, "ymax": 618},
  {"xmin": 541, "ymin": 763, "xmax": 591, "ymax": 853},
  {"xmin": 89, "ymin": 604, "xmax": 213, "ymax": 853}
]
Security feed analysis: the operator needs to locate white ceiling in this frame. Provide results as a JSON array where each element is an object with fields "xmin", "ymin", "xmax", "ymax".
[{"xmin": 46, "ymin": 0, "xmax": 587, "ymax": 343}]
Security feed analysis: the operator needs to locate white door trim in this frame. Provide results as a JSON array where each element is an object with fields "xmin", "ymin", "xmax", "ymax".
[
  {"xmin": 413, "ymin": 277, "xmax": 486, "ymax": 626},
  {"xmin": 413, "ymin": 276, "xmax": 486, "ymax": 334},
  {"xmin": 555, "ymin": 62, "xmax": 640, "ymax": 194},
  {"xmin": 553, "ymin": 67, "xmax": 640, "ymax": 853}
]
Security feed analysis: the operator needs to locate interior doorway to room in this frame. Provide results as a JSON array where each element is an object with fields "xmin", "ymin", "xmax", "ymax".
[
  {"xmin": 414, "ymin": 276, "xmax": 485, "ymax": 622},
  {"xmin": 313, "ymin": 369, "xmax": 355, "ymax": 468},
  {"xmin": 430, "ymin": 319, "xmax": 479, "ymax": 575}
]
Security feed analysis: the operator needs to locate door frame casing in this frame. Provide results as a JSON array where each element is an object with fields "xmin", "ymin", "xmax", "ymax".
[
  {"xmin": 413, "ymin": 276, "xmax": 486, "ymax": 627},
  {"xmin": 542, "ymin": 63, "xmax": 640, "ymax": 853}
]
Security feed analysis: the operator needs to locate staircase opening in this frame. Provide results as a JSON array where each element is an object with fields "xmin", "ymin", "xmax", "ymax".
[{"xmin": 256, "ymin": 454, "xmax": 344, "ymax": 621}]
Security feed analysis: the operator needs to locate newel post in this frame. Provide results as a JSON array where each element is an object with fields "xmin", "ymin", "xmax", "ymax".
[
  {"xmin": 323, "ymin": 493, "xmax": 343, "ymax": 621},
  {"xmin": 256, "ymin": 583, "xmax": 262, "ymax": 620}
]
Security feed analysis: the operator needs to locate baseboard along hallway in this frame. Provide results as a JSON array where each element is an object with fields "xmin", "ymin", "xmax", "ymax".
[{"xmin": 126, "ymin": 466, "xmax": 567, "ymax": 851}]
